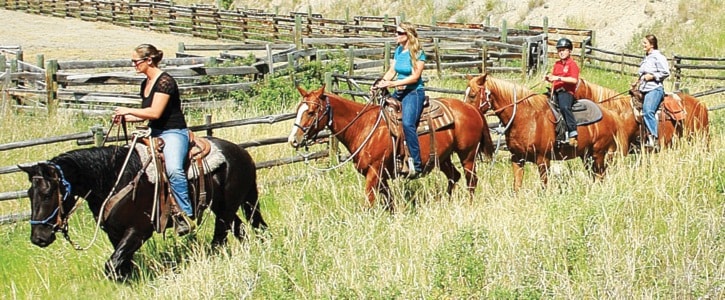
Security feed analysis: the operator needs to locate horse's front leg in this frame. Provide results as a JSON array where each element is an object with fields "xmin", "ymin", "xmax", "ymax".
[
  {"xmin": 364, "ymin": 169, "xmax": 391, "ymax": 209},
  {"xmin": 511, "ymin": 158, "xmax": 525, "ymax": 192},
  {"xmin": 536, "ymin": 157, "xmax": 550, "ymax": 189},
  {"xmin": 104, "ymin": 228, "xmax": 147, "ymax": 281},
  {"xmin": 589, "ymin": 153, "xmax": 607, "ymax": 181}
]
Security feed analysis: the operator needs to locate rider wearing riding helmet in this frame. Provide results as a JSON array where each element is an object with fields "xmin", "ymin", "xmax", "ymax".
[{"xmin": 545, "ymin": 37, "xmax": 580, "ymax": 147}]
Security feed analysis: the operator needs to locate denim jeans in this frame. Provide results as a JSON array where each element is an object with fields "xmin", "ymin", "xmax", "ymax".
[
  {"xmin": 152, "ymin": 128, "xmax": 192, "ymax": 217},
  {"xmin": 393, "ymin": 88, "xmax": 426, "ymax": 171},
  {"xmin": 642, "ymin": 86, "xmax": 664, "ymax": 138},
  {"xmin": 556, "ymin": 91, "xmax": 578, "ymax": 138}
]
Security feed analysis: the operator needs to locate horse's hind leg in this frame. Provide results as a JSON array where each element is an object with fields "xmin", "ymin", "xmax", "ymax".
[
  {"xmin": 439, "ymin": 158, "xmax": 461, "ymax": 196},
  {"xmin": 241, "ymin": 186, "xmax": 268, "ymax": 231}
]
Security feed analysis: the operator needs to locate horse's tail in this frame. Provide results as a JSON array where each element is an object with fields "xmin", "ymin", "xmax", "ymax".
[{"xmin": 479, "ymin": 125, "xmax": 495, "ymax": 160}]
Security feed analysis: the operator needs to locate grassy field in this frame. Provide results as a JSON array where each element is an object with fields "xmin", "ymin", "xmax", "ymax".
[{"xmin": 1, "ymin": 1, "xmax": 724, "ymax": 299}]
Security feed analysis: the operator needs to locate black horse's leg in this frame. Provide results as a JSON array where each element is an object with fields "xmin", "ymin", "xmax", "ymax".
[
  {"xmin": 211, "ymin": 216, "xmax": 232, "ymax": 247},
  {"xmin": 105, "ymin": 229, "xmax": 146, "ymax": 281},
  {"xmin": 241, "ymin": 187, "xmax": 268, "ymax": 231}
]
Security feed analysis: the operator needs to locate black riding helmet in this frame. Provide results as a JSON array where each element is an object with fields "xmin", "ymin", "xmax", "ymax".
[{"xmin": 556, "ymin": 38, "xmax": 573, "ymax": 50}]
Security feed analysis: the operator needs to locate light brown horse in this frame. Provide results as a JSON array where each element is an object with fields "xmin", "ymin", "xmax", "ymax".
[
  {"xmin": 575, "ymin": 78, "xmax": 710, "ymax": 148},
  {"xmin": 464, "ymin": 74, "xmax": 628, "ymax": 191},
  {"xmin": 288, "ymin": 85, "xmax": 491, "ymax": 207}
]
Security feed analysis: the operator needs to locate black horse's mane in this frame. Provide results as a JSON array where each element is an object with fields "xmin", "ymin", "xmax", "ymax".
[{"xmin": 49, "ymin": 145, "xmax": 143, "ymax": 201}]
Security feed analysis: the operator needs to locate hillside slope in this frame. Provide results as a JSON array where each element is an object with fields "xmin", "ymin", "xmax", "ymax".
[{"xmin": 220, "ymin": 0, "xmax": 690, "ymax": 51}]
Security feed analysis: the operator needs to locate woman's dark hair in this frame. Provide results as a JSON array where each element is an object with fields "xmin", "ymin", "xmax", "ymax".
[
  {"xmin": 645, "ymin": 34, "xmax": 658, "ymax": 50},
  {"xmin": 134, "ymin": 44, "xmax": 164, "ymax": 65}
]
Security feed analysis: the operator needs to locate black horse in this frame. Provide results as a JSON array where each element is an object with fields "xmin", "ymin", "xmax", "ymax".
[{"xmin": 18, "ymin": 136, "xmax": 268, "ymax": 280}]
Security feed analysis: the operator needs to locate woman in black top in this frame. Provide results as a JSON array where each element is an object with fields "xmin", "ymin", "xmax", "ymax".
[{"xmin": 113, "ymin": 44, "xmax": 194, "ymax": 236}]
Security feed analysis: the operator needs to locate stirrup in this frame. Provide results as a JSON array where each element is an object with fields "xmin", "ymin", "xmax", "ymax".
[{"xmin": 173, "ymin": 213, "xmax": 196, "ymax": 236}]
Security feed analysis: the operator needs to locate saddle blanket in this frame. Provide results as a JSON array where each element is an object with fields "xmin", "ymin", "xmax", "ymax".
[
  {"xmin": 133, "ymin": 138, "xmax": 225, "ymax": 183},
  {"xmin": 550, "ymin": 98, "xmax": 603, "ymax": 125}
]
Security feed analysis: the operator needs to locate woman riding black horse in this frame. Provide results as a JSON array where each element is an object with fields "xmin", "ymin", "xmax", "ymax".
[{"xmin": 19, "ymin": 137, "xmax": 268, "ymax": 280}]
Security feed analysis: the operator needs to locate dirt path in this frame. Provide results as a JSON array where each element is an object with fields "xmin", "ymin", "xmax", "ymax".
[{"xmin": 0, "ymin": 9, "xmax": 230, "ymax": 61}]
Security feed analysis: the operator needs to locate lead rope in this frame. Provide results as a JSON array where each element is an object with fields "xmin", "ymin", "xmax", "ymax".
[{"xmin": 67, "ymin": 128, "xmax": 148, "ymax": 251}]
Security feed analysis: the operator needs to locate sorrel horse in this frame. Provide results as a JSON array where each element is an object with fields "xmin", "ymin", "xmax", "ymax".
[
  {"xmin": 575, "ymin": 78, "xmax": 709, "ymax": 148},
  {"xmin": 19, "ymin": 136, "xmax": 268, "ymax": 280},
  {"xmin": 288, "ymin": 85, "xmax": 491, "ymax": 207},
  {"xmin": 464, "ymin": 74, "xmax": 628, "ymax": 191}
]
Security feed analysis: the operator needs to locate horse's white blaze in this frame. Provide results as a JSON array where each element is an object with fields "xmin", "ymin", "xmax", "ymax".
[
  {"xmin": 464, "ymin": 86, "xmax": 471, "ymax": 102},
  {"xmin": 288, "ymin": 103, "xmax": 310, "ymax": 145}
]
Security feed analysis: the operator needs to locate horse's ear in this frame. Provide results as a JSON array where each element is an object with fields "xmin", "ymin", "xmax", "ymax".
[
  {"xmin": 315, "ymin": 85, "xmax": 326, "ymax": 95},
  {"xmin": 296, "ymin": 85, "xmax": 309, "ymax": 97},
  {"xmin": 18, "ymin": 163, "xmax": 39, "ymax": 179},
  {"xmin": 476, "ymin": 74, "xmax": 488, "ymax": 86}
]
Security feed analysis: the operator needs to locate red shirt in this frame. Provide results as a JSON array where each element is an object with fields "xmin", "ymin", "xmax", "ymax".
[{"xmin": 552, "ymin": 58, "xmax": 580, "ymax": 94}]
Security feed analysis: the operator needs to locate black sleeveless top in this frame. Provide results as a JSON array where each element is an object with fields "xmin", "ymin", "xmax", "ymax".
[{"xmin": 140, "ymin": 72, "xmax": 187, "ymax": 130}]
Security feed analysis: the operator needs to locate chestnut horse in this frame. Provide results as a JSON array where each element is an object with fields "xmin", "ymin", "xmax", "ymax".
[
  {"xmin": 288, "ymin": 85, "xmax": 491, "ymax": 207},
  {"xmin": 575, "ymin": 78, "xmax": 709, "ymax": 148},
  {"xmin": 464, "ymin": 74, "xmax": 628, "ymax": 191}
]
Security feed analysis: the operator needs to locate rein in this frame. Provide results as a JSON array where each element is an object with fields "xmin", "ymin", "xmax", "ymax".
[{"xmin": 302, "ymin": 100, "xmax": 385, "ymax": 172}]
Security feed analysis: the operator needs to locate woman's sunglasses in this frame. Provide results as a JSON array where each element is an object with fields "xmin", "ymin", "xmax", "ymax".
[
  {"xmin": 131, "ymin": 58, "xmax": 147, "ymax": 66},
  {"xmin": 396, "ymin": 31, "xmax": 407, "ymax": 36}
]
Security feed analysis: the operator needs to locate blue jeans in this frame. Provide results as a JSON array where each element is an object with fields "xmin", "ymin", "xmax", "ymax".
[
  {"xmin": 642, "ymin": 86, "xmax": 664, "ymax": 138},
  {"xmin": 393, "ymin": 88, "xmax": 425, "ymax": 171},
  {"xmin": 152, "ymin": 128, "xmax": 192, "ymax": 217}
]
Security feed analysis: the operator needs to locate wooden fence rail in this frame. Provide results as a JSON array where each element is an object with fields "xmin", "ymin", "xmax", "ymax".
[{"xmin": 583, "ymin": 45, "xmax": 725, "ymax": 92}]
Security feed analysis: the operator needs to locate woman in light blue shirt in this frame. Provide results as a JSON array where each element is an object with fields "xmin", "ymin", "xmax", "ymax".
[
  {"xmin": 637, "ymin": 34, "xmax": 670, "ymax": 148},
  {"xmin": 375, "ymin": 22, "xmax": 426, "ymax": 178}
]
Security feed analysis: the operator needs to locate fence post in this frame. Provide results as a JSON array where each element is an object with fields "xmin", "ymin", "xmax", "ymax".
[
  {"xmin": 205, "ymin": 114, "xmax": 213, "ymax": 136},
  {"xmin": 579, "ymin": 37, "xmax": 587, "ymax": 67},
  {"xmin": 384, "ymin": 42, "xmax": 391, "ymax": 73},
  {"xmin": 619, "ymin": 52, "xmax": 625, "ymax": 75},
  {"xmin": 521, "ymin": 41, "xmax": 528, "ymax": 79},
  {"xmin": 294, "ymin": 15, "xmax": 302, "ymax": 50},
  {"xmin": 36, "ymin": 54, "xmax": 44, "ymax": 71},
  {"xmin": 433, "ymin": 38, "xmax": 442, "ymax": 79},
  {"xmin": 178, "ymin": 42, "xmax": 185, "ymax": 55},
  {"xmin": 542, "ymin": 17, "xmax": 548, "ymax": 69},
  {"xmin": 91, "ymin": 125, "xmax": 104, "ymax": 147},
  {"xmin": 673, "ymin": 54, "xmax": 681, "ymax": 91},
  {"xmin": 287, "ymin": 52, "xmax": 295, "ymax": 82},
  {"xmin": 1, "ymin": 55, "xmax": 6, "ymax": 113},
  {"xmin": 45, "ymin": 59, "xmax": 58, "ymax": 115},
  {"xmin": 266, "ymin": 44, "xmax": 274, "ymax": 77},
  {"xmin": 324, "ymin": 72, "xmax": 339, "ymax": 165},
  {"xmin": 348, "ymin": 46, "xmax": 355, "ymax": 76},
  {"xmin": 481, "ymin": 41, "xmax": 488, "ymax": 75}
]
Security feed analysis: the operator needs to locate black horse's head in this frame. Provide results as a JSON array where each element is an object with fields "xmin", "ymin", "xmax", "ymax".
[
  {"xmin": 18, "ymin": 162, "xmax": 76, "ymax": 247},
  {"xmin": 288, "ymin": 85, "xmax": 331, "ymax": 148}
]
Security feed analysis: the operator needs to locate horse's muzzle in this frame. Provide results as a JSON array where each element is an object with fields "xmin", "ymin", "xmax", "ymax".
[{"xmin": 30, "ymin": 226, "xmax": 56, "ymax": 247}]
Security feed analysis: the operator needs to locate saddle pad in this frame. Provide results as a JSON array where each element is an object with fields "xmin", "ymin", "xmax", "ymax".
[
  {"xmin": 383, "ymin": 98, "xmax": 455, "ymax": 138},
  {"xmin": 550, "ymin": 99, "xmax": 603, "ymax": 125},
  {"xmin": 134, "ymin": 138, "xmax": 225, "ymax": 183}
]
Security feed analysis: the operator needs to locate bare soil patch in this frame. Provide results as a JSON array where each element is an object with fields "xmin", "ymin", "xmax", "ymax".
[{"xmin": 0, "ymin": 9, "xmax": 231, "ymax": 61}]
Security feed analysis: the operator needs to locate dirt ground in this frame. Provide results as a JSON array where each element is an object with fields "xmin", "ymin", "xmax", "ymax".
[{"xmin": 0, "ymin": 9, "xmax": 231, "ymax": 62}]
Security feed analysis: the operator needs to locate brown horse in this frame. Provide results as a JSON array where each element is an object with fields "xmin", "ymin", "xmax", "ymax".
[
  {"xmin": 288, "ymin": 85, "xmax": 491, "ymax": 207},
  {"xmin": 575, "ymin": 78, "xmax": 710, "ymax": 148},
  {"xmin": 464, "ymin": 74, "xmax": 628, "ymax": 191},
  {"xmin": 628, "ymin": 82, "xmax": 710, "ymax": 147}
]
